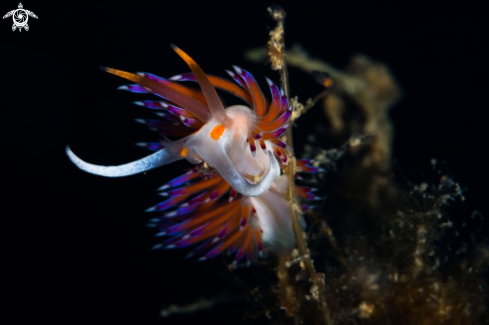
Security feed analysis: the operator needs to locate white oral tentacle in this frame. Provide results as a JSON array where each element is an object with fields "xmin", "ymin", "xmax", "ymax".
[{"xmin": 66, "ymin": 146, "xmax": 181, "ymax": 177}]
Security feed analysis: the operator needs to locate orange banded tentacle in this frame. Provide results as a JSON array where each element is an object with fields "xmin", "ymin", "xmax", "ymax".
[
  {"xmin": 159, "ymin": 102, "xmax": 198, "ymax": 119},
  {"xmin": 270, "ymin": 138, "xmax": 291, "ymax": 151},
  {"xmin": 228, "ymin": 188, "xmax": 238, "ymax": 202},
  {"xmin": 244, "ymin": 230, "xmax": 256, "ymax": 260},
  {"xmin": 214, "ymin": 204, "xmax": 247, "ymax": 242},
  {"xmin": 233, "ymin": 228, "xmax": 254, "ymax": 261},
  {"xmin": 173, "ymin": 225, "xmax": 223, "ymax": 247},
  {"xmin": 274, "ymin": 147, "xmax": 288, "ymax": 163},
  {"xmin": 296, "ymin": 185, "xmax": 321, "ymax": 200},
  {"xmin": 118, "ymin": 84, "xmax": 150, "ymax": 93},
  {"xmin": 188, "ymin": 216, "xmax": 232, "ymax": 239},
  {"xmin": 132, "ymin": 101, "xmax": 184, "ymax": 121},
  {"xmin": 170, "ymin": 72, "xmax": 253, "ymax": 105},
  {"xmin": 296, "ymin": 159, "xmax": 324, "ymax": 173},
  {"xmin": 225, "ymin": 69, "xmax": 248, "ymax": 92},
  {"xmin": 253, "ymin": 229, "xmax": 263, "ymax": 254},
  {"xmin": 179, "ymin": 116, "xmax": 204, "ymax": 129},
  {"xmin": 171, "ymin": 45, "xmax": 229, "ymax": 126},
  {"xmin": 261, "ymin": 124, "xmax": 289, "ymax": 140},
  {"xmin": 173, "ymin": 211, "xmax": 241, "ymax": 248},
  {"xmin": 174, "ymin": 218, "xmax": 231, "ymax": 247},
  {"xmin": 259, "ymin": 78, "xmax": 282, "ymax": 123},
  {"xmin": 240, "ymin": 206, "xmax": 251, "ymax": 229},
  {"xmin": 232, "ymin": 66, "xmax": 268, "ymax": 117},
  {"xmin": 149, "ymin": 177, "xmax": 222, "ymax": 213},
  {"xmin": 201, "ymin": 227, "xmax": 243, "ymax": 260},
  {"xmin": 158, "ymin": 170, "xmax": 200, "ymax": 190},
  {"xmin": 256, "ymin": 106, "xmax": 292, "ymax": 132},
  {"xmin": 148, "ymin": 193, "xmax": 194, "ymax": 212},
  {"xmin": 188, "ymin": 210, "xmax": 240, "ymax": 240},
  {"xmin": 187, "ymin": 239, "xmax": 220, "ymax": 259},
  {"xmin": 136, "ymin": 72, "xmax": 208, "ymax": 105},
  {"xmin": 102, "ymin": 67, "xmax": 212, "ymax": 122},
  {"xmin": 194, "ymin": 180, "xmax": 231, "ymax": 213},
  {"xmin": 248, "ymin": 137, "xmax": 257, "ymax": 157},
  {"xmin": 251, "ymin": 130, "xmax": 263, "ymax": 141},
  {"xmin": 165, "ymin": 200, "xmax": 240, "ymax": 235},
  {"xmin": 153, "ymin": 111, "xmax": 181, "ymax": 122},
  {"xmin": 279, "ymin": 89, "xmax": 289, "ymax": 115},
  {"xmin": 225, "ymin": 206, "xmax": 250, "ymax": 255},
  {"xmin": 161, "ymin": 175, "xmax": 221, "ymax": 197},
  {"xmin": 228, "ymin": 227, "xmax": 252, "ymax": 257}
]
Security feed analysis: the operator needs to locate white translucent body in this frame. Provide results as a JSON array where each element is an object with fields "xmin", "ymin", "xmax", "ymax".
[
  {"xmin": 245, "ymin": 174, "xmax": 294, "ymax": 256},
  {"xmin": 180, "ymin": 105, "xmax": 271, "ymax": 179}
]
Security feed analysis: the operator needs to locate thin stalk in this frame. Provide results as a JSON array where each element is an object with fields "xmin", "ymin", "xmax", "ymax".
[{"xmin": 267, "ymin": 5, "xmax": 333, "ymax": 325}]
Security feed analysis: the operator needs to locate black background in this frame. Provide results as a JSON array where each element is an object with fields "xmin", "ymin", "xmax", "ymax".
[{"xmin": 2, "ymin": 1, "xmax": 488, "ymax": 324}]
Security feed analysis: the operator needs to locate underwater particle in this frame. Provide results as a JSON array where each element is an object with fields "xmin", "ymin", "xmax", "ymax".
[{"xmin": 358, "ymin": 301, "xmax": 375, "ymax": 319}]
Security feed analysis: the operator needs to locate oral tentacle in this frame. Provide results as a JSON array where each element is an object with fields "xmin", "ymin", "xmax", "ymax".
[{"xmin": 66, "ymin": 146, "xmax": 181, "ymax": 177}]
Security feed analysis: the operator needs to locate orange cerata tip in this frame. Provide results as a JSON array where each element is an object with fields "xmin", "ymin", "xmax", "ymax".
[{"xmin": 210, "ymin": 125, "xmax": 226, "ymax": 140}]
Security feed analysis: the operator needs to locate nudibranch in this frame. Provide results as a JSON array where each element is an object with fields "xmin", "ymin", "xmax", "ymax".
[{"xmin": 67, "ymin": 45, "xmax": 318, "ymax": 261}]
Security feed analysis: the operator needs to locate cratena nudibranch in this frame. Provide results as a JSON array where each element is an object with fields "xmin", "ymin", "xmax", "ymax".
[{"xmin": 67, "ymin": 45, "xmax": 319, "ymax": 262}]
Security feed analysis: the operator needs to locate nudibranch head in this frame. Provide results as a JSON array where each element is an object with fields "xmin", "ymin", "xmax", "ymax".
[{"xmin": 67, "ymin": 45, "xmax": 299, "ymax": 260}]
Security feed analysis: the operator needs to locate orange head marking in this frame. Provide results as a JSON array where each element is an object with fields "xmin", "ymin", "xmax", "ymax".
[
  {"xmin": 180, "ymin": 147, "xmax": 188, "ymax": 157},
  {"xmin": 210, "ymin": 125, "xmax": 226, "ymax": 140}
]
